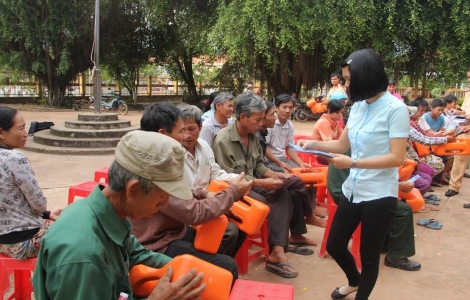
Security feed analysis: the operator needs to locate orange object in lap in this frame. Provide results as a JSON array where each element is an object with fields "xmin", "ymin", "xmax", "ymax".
[
  {"xmin": 129, "ymin": 254, "xmax": 233, "ymax": 299},
  {"xmin": 431, "ymin": 138, "xmax": 470, "ymax": 156},
  {"xmin": 207, "ymin": 180, "xmax": 270, "ymax": 235},
  {"xmin": 398, "ymin": 159, "xmax": 416, "ymax": 181},
  {"xmin": 193, "ymin": 215, "xmax": 228, "ymax": 254},
  {"xmin": 290, "ymin": 167, "xmax": 328, "ymax": 187},
  {"xmin": 398, "ymin": 188, "xmax": 424, "ymax": 212}
]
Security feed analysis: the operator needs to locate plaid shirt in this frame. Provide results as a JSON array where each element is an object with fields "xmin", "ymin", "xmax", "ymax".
[
  {"xmin": 409, "ymin": 126, "xmax": 447, "ymax": 145},
  {"xmin": 409, "ymin": 119, "xmax": 444, "ymax": 137}
]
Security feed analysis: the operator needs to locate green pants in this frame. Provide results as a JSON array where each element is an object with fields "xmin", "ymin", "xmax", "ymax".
[{"xmin": 384, "ymin": 200, "xmax": 415, "ymax": 258}]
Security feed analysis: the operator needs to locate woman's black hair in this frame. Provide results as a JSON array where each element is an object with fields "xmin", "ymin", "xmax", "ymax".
[
  {"xmin": 340, "ymin": 49, "xmax": 388, "ymax": 102},
  {"xmin": 327, "ymin": 100, "xmax": 344, "ymax": 114},
  {"xmin": 0, "ymin": 106, "xmax": 18, "ymax": 131}
]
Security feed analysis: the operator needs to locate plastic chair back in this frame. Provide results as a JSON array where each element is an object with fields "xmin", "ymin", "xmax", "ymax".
[{"xmin": 129, "ymin": 254, "xmax": 233, "ymax": 299}]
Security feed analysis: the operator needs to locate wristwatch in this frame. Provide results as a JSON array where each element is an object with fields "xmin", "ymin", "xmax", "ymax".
[{"xmin": 351, "ymin": 158, "xmax": 357, "ymax": 169}]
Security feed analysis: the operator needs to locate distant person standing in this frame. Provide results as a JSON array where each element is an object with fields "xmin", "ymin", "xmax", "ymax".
[
  {"xmin": 243, "ymin": 83, "xmax": 254, "ymax": 93},
  {"xmin": 324, "ymin": 72, "xmax": 347, "ymax": 104},
  {"xmin": 388, "ymin": 80, "xmax": 403, "ymax": 101}
]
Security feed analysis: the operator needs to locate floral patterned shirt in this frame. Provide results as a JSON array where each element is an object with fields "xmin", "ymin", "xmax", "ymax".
[{"xmin": 0, "ymin": 149, "xmax": 46, "ymax": 235}]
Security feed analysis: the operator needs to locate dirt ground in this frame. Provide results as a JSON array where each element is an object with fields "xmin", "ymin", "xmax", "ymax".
[{"xmin": 12, "ymin": 108, "xmax": 470, "ymax": 300}]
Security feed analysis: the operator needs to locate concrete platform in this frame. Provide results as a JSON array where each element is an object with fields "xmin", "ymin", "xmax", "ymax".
[{"xmin": 14, "ymin": 109, "xmax": 470, "ymax": 300}]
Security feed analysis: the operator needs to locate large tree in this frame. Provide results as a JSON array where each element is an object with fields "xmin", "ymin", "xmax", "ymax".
[
  {"xmin": 211, "ymin": 0, "xmax": 378, "ymax": 96},
  {"xmin": 146, "ymin": 0, "xmax": 219, "ymax": 104},
  {"xmin": 0, "ymin": 0, "xmax": 94, "ymax": 105}
]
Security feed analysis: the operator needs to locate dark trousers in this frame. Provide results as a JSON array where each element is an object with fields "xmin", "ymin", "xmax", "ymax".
[
  {"xmin": 164, "ymin": 225, "xmax": 240, "ymax": 281},
  {"xmin": 326, "ymin": 195, "xmax": 397, "ymax": 300},
  {"xmin": 249, "ymin": 186, "xmax": 292, "ymax": 248},
  {"xmin": 383, "ymin": 200, "xmax": 415, "ymax": 258},
  {"xmin": 282, "ymin": 176, "xmax": 313, "ymax": 235}
]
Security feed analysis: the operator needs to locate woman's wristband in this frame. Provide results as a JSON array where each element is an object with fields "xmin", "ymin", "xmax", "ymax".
[{"xmin": 42, "ymin": 211, "xmax": 51, "ymax": 219}]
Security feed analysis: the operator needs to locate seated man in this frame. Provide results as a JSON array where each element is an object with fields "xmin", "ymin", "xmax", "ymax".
[
  {"xmin": 258, "ymin": 100, "xmax": 325, "ymax": 247},
  {"xmin": 200, "ymin": 92, "xmax": 235, "ymax": 147},
  {"xmin": 327, "ymin": 150, "xmax": 421, "ymax": 273},
  {"xmin": 265, "ymin": 94, "xmax": 310, "ymax": 171},
  {"xmin": 33, "ymin": 131, "xmax": 205, "ymax": 299},
  {"xmin": 179, "ymin": 103, "xmax": 246, "ymax": 257},
  {"xmin": 131, "ymin": 103, "xmax": 251, "ymax": 282},
  {"xmin": 213, "ymin": 93, "xmax": 305, "ymax": 278}
]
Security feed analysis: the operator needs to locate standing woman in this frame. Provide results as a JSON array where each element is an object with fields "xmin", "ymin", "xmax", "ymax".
[
  {"xmin": 298, "ymin": 49, "xmax": 409, "ymax": 300},
  {"xmin": 0, "ymin": 107, "xmax": 60, "ymax": 259}
]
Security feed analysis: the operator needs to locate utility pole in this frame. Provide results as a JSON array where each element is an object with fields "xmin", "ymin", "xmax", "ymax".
[{"xmin": 93, "ymin": 0, "xmax": 101, "ymax": 113}]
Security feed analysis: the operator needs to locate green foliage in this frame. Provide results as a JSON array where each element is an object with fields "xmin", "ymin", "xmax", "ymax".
[{"xmin": 0, "ymin": 0, "xmax": 95, "ymax": 105}]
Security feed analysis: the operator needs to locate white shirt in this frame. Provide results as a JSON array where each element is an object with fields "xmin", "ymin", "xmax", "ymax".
[
  {"xmin": 343, "ymin": 92, "xmax": 410, "ymax": 203},
  {"xmin": 418, "ymin": 116, "xmax": 431, "ymax": 131},
  {"xmin": 266, "ymin": 117, "xmax": 295, "ymax": 159},
  {"xmin": 183, "ymin": 139, "xmax": 238, "ymax": 190},
  {"xmin": 200, "ymin": 114, "xmax": 234, "ymax": 147}
]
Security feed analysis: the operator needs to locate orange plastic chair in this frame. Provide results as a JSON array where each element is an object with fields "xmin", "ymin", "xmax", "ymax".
[
  {"xmin": 207, "ymin": 180, "xmax": 270, "ymax": 235},
  {"xmin": 129, "ymin": 254, "xmax": 233, "ymax": 300},
  {"xmin": 306, "ymin": 99, "xmax": 327, "ymax": 114},
  {"xmin": 398, "ymin": 159, "xmax": 416, "ymax": 181},
  {"xmin": 193, "ymin": 215, "xmax": 228, "ymax": 254},
  {"xmin": 431, "ymin": 138, "xmax": 470, "ymax": 156},
  {"xmin": 398, "ymin": 188, "xmax": 425, "ymax": 212},
  {"xmin": 319, "ymin": 193, "xmax": 361, "ymax": 270},
  {"xmin": 0, "ymin": 254, "xmax": 37, "ymax": 300}
]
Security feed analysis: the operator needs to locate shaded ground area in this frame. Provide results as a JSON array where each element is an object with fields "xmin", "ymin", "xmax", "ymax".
[{"xmin": 16, "ymin": 109, "xmax": 470, "ymax": 300}]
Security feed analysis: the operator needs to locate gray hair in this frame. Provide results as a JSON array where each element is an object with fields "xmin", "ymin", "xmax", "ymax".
[
  {"xmin": 178, "ymin": 103, "xmax": 203, "ymax": 125},
  {"xmin": 108, "ymin": 160, "xmax": 156, "ymax": 194},
  {"xmin": 235, "ymin": 93, "xmax": 266, "ymax": 119},
  {"xmin": 213, "ymin": 92, "xmax": 234, "ymax": 111}
]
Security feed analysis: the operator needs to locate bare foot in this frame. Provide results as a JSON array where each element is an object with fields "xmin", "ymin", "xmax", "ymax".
[
  {"xmin": 289, "ymin": 234, "xmax": 317, "ymax": 246},
  {"xmin": 306, "ymin": 214, "xmax": 327, "ymax": 228}
]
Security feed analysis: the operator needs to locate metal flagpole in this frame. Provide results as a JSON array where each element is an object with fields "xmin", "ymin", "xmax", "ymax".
[{"xmin": 93, "ymin": 0, "xmax": 101, "ymax": 113}]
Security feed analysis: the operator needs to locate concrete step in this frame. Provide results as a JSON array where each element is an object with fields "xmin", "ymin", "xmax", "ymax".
[
  {"xmin": 77, "ymin": 113, "xmax": 119, "ymax": 122},
  {"xmin": 24, "ymin": 139, "xmax": 116, "ymax": 155},
  {"xmin": 50, "ymin": 125, "xmax": 138, "ymax": 138},
  {"xmin": 33, "ymin": 130, "xmax": 121, "ymax": 148},
  {"xmin": 65, "ymin": 120, "xmax": 132, "ymax": 130}
]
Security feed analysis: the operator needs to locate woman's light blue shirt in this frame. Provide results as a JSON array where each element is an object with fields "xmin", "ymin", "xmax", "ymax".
[{"xmin": 342, "ymin": 92, "xmax": 410, "ymax": 203}]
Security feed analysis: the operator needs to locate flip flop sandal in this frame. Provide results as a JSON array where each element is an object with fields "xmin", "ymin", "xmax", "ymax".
[
  {"xmin": 265, "ymin": 262, "xmax": 298, "ymax": 278},
  {"xmin": 289, "ymin": 241, "xmax": 317, "ymax": 246},
  {"xmin": 463, "ymin": 203, "xmax": 470, "ymax": 208},
  {"xmin": 288, "ymin": 245, "xmax": 314, "ymax": 256},
  {"xmin": 424, "ymin": 199, "xmax": 440, "ymax": 206},
  {"xmin": 424, "ymin": 194, "xmax": 440, "ymax": 201},
  {"xmin": 464, "ymin": 173, "xmax": 470, "ymax": 179},
  {"xmin": 431, "ymin": 182, "xmax": 443, "ymax": 187},
  {"xmin": 417, "ymin": 219, "xmax": 443, "ymax": 230}
]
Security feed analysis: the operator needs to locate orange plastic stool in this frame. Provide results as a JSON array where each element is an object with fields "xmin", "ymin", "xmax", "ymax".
[
  {"xmin": 319, "ymin": 193, "xmax": 361, "ymax": 270},
  {"xmin": 129, "ymin": 254, "xmax": 233, "ymax": 300},
  {"xmin": 398, "ymin": 188, "xmax": 425, "ymax": 212},
  {"xmin": 234, "ymin": 220, "xmax": 269, "ymax": 275},
  {"xmin": 229, "ymin": 279, "xmax": 294, "ymax": 300},
  {"xmin": 0, "ymin": 254, "xmax": 37, "ymax": 300},
  {"xmin": 193, "ymin": 215, "xmax": 228, "ymax": 254},
  {"xmin": 93, "ymin": 166, "xmax": 110, "ymax": 183},
  {"xmin": 67, "ymin": 181, "xmax": 101, "ymax": 204},
  {"xmin": 431, "ymin": 138, "xmax": 470, "ymax": 156}
]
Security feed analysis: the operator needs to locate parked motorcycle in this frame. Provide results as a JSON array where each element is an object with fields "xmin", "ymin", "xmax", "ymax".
[
  {"xmin": 294, "ymin": 96, "xmax": 326, "ymax": 122},
  {"xmin": 89, "ymin": 93, "xmax": 128, "ymax": 115}
]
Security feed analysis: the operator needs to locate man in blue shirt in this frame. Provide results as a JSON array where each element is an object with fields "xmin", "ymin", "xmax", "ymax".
[{"xmin": 423, "ymin": 99, "xmax": 446, "ymax": 133}]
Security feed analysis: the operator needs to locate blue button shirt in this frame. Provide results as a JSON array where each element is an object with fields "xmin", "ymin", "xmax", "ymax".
[{"xmin": 342, "ymin": 92, "xmax": 410, "ymax": 203}]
